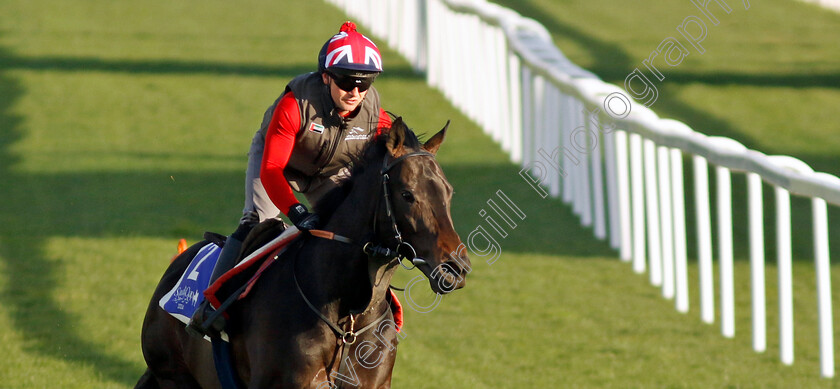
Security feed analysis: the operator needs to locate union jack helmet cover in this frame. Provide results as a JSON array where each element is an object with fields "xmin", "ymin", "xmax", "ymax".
[{"xmin": 317, "ymin": 21, "xmax": 383, "ymax": 78}]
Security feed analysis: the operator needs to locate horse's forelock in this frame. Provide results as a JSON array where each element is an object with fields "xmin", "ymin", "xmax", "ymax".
[{"xmin": 401, "ymin": 128, "xmax": 422, "ymax": 149}]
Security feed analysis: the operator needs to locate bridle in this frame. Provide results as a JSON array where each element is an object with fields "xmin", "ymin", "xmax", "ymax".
[
  {"xmin": 294, "ymin": 148, "xmax": 436, "ymax": 384},
  {"xmin": 371, "ymin": 150, "xmax": 436, "ymax": 268},
  {"xmin": 309, "ymin": 149, "xmax": 436, "ymax": 267}
]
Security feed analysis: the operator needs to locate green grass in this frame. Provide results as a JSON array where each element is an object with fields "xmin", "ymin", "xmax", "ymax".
[
  {"xmin": 1, "ymin": 0, "xmax": 840, "ymax": 388},
  {"xmin": 491, "ymin": 0, "xmax": 840, "ymax": 174}
]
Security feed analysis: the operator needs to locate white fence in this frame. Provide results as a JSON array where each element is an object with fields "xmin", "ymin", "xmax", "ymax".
[{"xmin": 326, "ymin": 0, "xmax": 840, "ymax": 378}]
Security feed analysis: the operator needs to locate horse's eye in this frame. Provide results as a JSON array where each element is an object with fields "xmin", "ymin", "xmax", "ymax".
[{"xmin": 401, "ymin": 191, "xmax": 415, "ymax": 203}]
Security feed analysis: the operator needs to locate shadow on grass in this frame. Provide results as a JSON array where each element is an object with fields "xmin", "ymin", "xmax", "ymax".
[
  {"xmin": 0, "ymin": 172, "xmax": 246, "ymax": 385},
  {"xmin": 443, "ymin": 162, "xmax": 618, "ymax": 259},
  {"xmin": 594, "ymin": 68, "xmax": 840, "ymax": 90},
  {"xmin": 0, "ymin": 45, "xmax": 149, "ymax": 383},
  {"xmin": 490, "ymin": 0, "xmax": 840, "ymax": 175},
  {"xmin": 489, "ymin": 0, "xmax": 637, "ymax": 75},
  {"xmin": 0, "ymin": 71, "xmax": 245, "ymax": 383},
  {"xmin": 0, "ymin": 55, "xmax": 425, "ymax": 80},
  {"xmin": 0, "ymin": 149, "xmax": 618, "ymax": 385},
  {"xmin": 443, "ymin": 159, "xmax": 840, "ymax": 265},
  {"xmin": 1, "ymin": 7, "xmax": 838, "ymax": 386},
  {"xmin": 0, "ymin": 52, "xmax": 294, "ymax": 385},
  {"xmin": 0, "ymin": 50, "xmax": 608, "ymax": 387}
]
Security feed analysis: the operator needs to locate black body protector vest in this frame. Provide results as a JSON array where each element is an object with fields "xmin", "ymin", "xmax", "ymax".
[{"xmin": 259, "ymin": 72, "xmax": 384, "ymax": 204}]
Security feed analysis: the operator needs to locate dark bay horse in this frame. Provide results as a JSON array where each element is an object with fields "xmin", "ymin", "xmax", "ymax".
[{"xmin": 136, "ymin": 118, "xmax": 470, "ymax": 388}]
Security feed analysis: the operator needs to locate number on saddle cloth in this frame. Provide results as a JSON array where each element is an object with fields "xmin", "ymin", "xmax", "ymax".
[
  {"xmin": 159, "ymin": 221, "xmax": 292, "ymax": 327},
  {"xmin": 159, "ymin": 242, "xmax": 223, "ymax": 324}
]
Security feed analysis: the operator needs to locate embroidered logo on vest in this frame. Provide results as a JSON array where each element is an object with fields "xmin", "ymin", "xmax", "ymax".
[{"xmin": 345, "ymin": 126, "xmax": 370, "ymax": 141}]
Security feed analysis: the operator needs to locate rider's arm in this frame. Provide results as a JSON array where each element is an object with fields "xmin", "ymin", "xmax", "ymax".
[
  {"xmin": 375, "ymin": 108, "xmax": 392, "ymax": 137},
  {"xmin": 261, "ymin": 92, "xmax": 301, "ymax": 217}
]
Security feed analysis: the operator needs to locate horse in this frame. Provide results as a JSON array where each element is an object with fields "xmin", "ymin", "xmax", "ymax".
[{"xmin": 136, "ymin": 117, "xmax": 471, "ymax": 388}]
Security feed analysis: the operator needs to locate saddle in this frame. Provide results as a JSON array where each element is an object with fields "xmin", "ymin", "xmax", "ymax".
[
  {"xmin": 203, "ymin": 219, "xmax": 297, "ymax": 314},
  {"xmin": 158, "ymin": 219, "xmax": 295, "ymax": 330},
  {"xmin": 240, "ymin": 218, "xmax": 289, "ymax": 260}
]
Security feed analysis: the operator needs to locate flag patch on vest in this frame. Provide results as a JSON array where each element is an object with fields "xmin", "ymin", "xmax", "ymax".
[{"xmin": 308, "ymin": 123, "xmax": 325, "ymax": 134}]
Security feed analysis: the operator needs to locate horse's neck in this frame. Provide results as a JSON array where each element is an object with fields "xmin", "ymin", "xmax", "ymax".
[
  {"xmin": 302, "ymin": 166, "xmax": 392, "ymax": 316},
  {"xmin": 323, "ymin": 167, "xmax": 381, "ymax": 243}
]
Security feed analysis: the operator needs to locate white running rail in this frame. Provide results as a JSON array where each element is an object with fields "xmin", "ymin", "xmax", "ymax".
[{"xmin": 326, "ymin": 0, "xmax": 840, "ymax": 378}]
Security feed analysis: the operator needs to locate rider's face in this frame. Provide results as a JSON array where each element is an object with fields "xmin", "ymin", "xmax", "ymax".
[{"xmin": 322, "ymin": 72, "xmax": 369, "ymax": 116}]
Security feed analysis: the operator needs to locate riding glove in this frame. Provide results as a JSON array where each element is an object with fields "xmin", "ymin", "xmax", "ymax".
[{"xmin": 288, "ymin": 203, "xmax": 321, "ymax": 231}]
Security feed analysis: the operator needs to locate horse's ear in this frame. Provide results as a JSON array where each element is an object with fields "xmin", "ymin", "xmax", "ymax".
[
  {"xmin": 423, "ymin": 120, "xmax": 449, "ymax": 155},
  {"xmin": 387, "ymin": 117, "xmax": 407, "ymax": 157}
]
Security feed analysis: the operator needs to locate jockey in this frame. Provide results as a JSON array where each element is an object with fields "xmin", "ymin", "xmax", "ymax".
[{"xmin": 188, "ymin": 21, "xmax": 391, "ymax": 336}]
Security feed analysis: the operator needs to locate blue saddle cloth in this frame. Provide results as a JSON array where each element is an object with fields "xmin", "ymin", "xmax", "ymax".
[{"xmin": 159, "ymin": 242, "xmax": 221, "ymax": 324}]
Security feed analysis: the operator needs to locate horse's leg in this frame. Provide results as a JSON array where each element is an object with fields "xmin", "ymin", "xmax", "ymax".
[
  {"xmin": 141, "ymin": 307, "xmax": 205, "ymax": 389},
  {"xmin": 354, "ymin": 322, "xmax": 399, "ymax": 389},
  {"xmin": 239, "ymin": 326, "xmax": 306, "ymax": 388},
  {"xmin": 375, "ymin": 355, "xmax": 397, "ymax": 389},
  {"xmin": 356, "ymin": 349, "xmax": 397, "ymax": 389}
]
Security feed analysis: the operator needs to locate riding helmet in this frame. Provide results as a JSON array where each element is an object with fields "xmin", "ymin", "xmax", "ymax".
[{"xmin": 317, "ymin": 21, "xmax": 383, "ymax": 79}]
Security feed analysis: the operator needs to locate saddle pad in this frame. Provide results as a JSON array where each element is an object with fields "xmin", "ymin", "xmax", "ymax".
[{"xmin": 159, "ymin": 242, "xmax": 221, "ymax": 323}]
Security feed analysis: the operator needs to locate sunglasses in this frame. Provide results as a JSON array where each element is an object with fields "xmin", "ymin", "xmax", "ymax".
[{"xmin": 329, "ymin": 72, "xmax": 374, "ymax": 92}]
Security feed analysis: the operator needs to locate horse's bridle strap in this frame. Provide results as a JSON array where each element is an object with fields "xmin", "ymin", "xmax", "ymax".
[
  {"xmin": 292, "ymin": 257, "xmax": 392, "ymax": 384},
  {"xmin": 293, "ymin": 264, "xmax": 389, "ymax": 341},
  {"xmin": 308, "ymin": 229, "xmax": 355, "ymax": 245},
  {"xmin": 307, "ymin": 230, "xmax": 396, "ymax": 261},
  {"xmin": 380, "ymin": 150, "xmax": 434, "ymax": 174},
  {"xmin": 307, "ymin": 150, "xmax": 436, "ymax": 264},
  {"xmin": 294, "ymin": 149, "xmax": 435, "ymax": 384}
]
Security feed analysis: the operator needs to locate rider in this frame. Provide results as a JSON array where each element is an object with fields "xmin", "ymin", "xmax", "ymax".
[{"xmin": 188, "ymin": 21, "xmax": 392, "ymax": 336}]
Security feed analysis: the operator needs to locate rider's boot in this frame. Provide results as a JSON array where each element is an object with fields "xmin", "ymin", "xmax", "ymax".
[{"xmin": 186, "ymin": 212, "xmax": 258, "ymax": 338}]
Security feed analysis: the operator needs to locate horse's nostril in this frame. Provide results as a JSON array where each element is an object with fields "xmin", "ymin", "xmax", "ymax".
[
  {"xmin": 443, "ymin": 261, "xmax": 467, "ymax": 283},
  {"xmin": 439, "ymin": 268, "xmax": 460, "ymax": 292},
  {"xmin": 442, "ymin": 271, "xmax": 456, "ymax": 285},
  {"xmin": 445, "ymin": 260, "xmax": 466, "ymax": 277}
]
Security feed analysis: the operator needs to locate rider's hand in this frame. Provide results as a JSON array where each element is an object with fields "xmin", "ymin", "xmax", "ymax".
[{"xmin": 288, "ymin": 203, "xmax": 320, "ymax": 231}]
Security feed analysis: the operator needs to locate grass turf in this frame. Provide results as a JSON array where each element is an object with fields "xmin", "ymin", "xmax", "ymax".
[{"xmin": 0, "ymin": 0, "xmax": 839, "ymax": 387}]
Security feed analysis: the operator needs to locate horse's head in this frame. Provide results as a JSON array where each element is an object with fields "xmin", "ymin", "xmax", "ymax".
[{"xmin": 378, "ymin": 118, "xmax": 470, "ymax": 295}]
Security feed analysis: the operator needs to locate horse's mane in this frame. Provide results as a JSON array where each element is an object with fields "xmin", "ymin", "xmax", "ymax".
[{"xmin": 312, "ymin": 124, "xmax": 423, "ymax": 224}]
